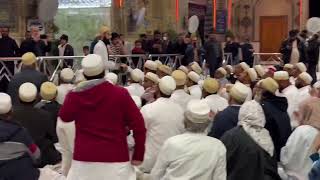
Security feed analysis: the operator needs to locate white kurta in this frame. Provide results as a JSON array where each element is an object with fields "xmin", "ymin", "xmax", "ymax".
[
  {"xmin": 56, "ymin": 118, "xmax": 75, "ymax": 176},
  {"xmin": 67, "ymin": 161, "xmax": 136, "ymax": 180},
  {"xmin": 140, "ymin": 98, "xmax": 185, "ymax": 173},
  {"xmin": 296, "ymin": 85, "xmax": 311, "ymax": 106},
  {"xmin": 276, "ymin": 85, "xmax": 299, "ymax": 128},
  {"xmin": 151, "ymin": 133, "xmax": 226, "ymax": 180},
  {"xmin": 280, "ymin": 125, "xmax": 319, "ymax": 180},
  {"xmin": 93, "ymin": 40, "xmax": 115, "ymax": 70},
  {"xmin": 204, "ymin": 94, "xmax": 228, "ymax": 113},
  {"xmin": 125, "ymin": 83, "xmax": 145, "ymax": 97},
  {"xmin": 188, "ymin": 85, "xmax": 202, "ymax": 99},
  {"xmin": 56, "ymin": 84, "xmax": 75, "ymax": 105},
  {"xmin": 170, "ymin": 89, "xmax": 194, "ymax": 110}
]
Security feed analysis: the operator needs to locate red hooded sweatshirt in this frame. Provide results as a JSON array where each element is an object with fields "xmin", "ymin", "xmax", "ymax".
[{"xmin": 59, "ymin": 80, "xmax": 146, "ymax": 162}]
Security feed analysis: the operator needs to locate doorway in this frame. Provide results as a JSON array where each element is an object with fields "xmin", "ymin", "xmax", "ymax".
[{"xmin": 260, "ymin": 16, "xmax": 288, "ymax": 53}]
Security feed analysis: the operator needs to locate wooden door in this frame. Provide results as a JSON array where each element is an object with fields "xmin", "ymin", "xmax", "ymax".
[{"xmin": 260, "ymin": 16, "xmax": 288, "ymax": 53}]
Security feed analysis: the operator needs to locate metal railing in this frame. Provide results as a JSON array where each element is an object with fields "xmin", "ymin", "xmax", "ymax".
[
  {"xmin": 253, "ymin": 53, "xmax": 283, "ymax": 66},
  {"xmin": 0, "ymin": 54, "xmax": 183, "ymax": 82}
]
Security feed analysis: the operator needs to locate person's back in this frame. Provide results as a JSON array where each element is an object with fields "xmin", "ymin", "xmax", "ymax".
[
  {"xmin": 221, "ymin": 127, "xmax": 280, "ymax": 180},
  {"xmin": 0, "ymin": 120, "xmax": 40, "ymax": 180},
  {"xmin": 170, "ymin": 89, "xmax": 194, "ymax": 110},
  {"xmin": 140, "ymin": 97, "xmax": 185, "ymax": 172},
  {"xmin": 153, "ymin": 133, "xmax": 226, "ymax": 180},
  {"xmin": 261, "ymin": 94, "xmax": 292, "ymax": 160},
  {"xmin": 8, "ymin": 68, "xmax": 48, "ymax": 105},
  {"xmin": 12, "ymin": 105, "xmax": 60, "ymax": 167}
]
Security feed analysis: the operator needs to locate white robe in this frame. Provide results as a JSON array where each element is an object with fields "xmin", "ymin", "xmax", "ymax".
[
  {"xmin": 140, "ymin": 98, "xmax": 185, "ymax": 173},
  {"xmin": 296, "ymin": 85, "xmax": 311, "ymax": 106},
  {"xmin": 170, "ymin": 89, "xmax": 194, "ymax": 110},
  {"xmin": 94, "ymin": 40, "xmax": 115, "ymax": 70},
  {"xmin": 125, "ymin": 83, "xmax": 145, "ymax": 97},
  {"xmin": 280, "ymin": 125, "xmax": 319, "ymax": 180},
  {"xmin": 151, "ymin": 133, "xmax": 226, "ymax": 180},
  {"xmin": 276, "ymin": 85, "xmax": 299, "ymax": 128},
  {"xmin": 56, "ymin": 84, "xmax": 75, "ymax": 105},
  {"xmin": 188, "ymin": 85, "xmax": 202, "ymax": 99},
  {"xmin": 67, "ymin": 161, "xmax": 136, "ymax": 180},
  {"xmin": 56, "ymin": 118, "xmax": 75, "ymax": 176}
]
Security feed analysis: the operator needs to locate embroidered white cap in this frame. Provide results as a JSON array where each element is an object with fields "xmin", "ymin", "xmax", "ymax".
[
  {"xmin": 188, "ymin": 71, "xmax": 201, "ymax": 83},
  {"xmin": 145, "ymin": 72, "xmax": 159, "ymax": 84},
  {"xmin": 299, "ymin": 72, "xmax": 313, "ymax": 85},
  {"xmin": 81, "ymin": 54, "xmax": 105, "ymax": 77},
  {"xmin": 273, "ymin": 71, "xmax": 289, "ymax": 81},
  {"xmin": 172, "ymin": 70, "xmax": 187, "ymax": 86},
  {"xmin": 19, "ymin": 82, "xmax": 37, "ymax": 103},
  {"xmin": 0, "ymin": 93, "xmax": 12, "ymax": 114},
  {"xmin": 131, "ymin": 69, "xmax": 144, "ymax": 82},
  {"xmin": 246, "ymin": 68, "xmax": 258, "ymax": 82},
  {"xmin": 254, "ymin": 65, "xmax": 266, "ymax": 77},
  {"xmin": 60, "ymin": 68, "xmax": 74, "ymax": 83},
  {"xmin": 159, "ymin": 76, "xmax": 176, "ymax": 95},
  {"xmin": 185, "ymin": 99, "xmax": 211, "ymax": 123},
  {"xmin": 105, "ymin": 72, "xmax": 118, "ymax": 84},
  {"xmin": 144, "ymin": 60, "xmax": 158, "ymax": 71},
  {"xmin": 295, "ymin": 62, "xmax": 307, "ymax": 73},
  {"xmin": 229, "ymin": 82, "xmax": 250, "ymax": 103}
]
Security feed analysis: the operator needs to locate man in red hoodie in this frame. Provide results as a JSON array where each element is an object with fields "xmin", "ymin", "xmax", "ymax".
[{"xmin": 59, "ymin": 54, "xmax": 146, "ymax": 180}]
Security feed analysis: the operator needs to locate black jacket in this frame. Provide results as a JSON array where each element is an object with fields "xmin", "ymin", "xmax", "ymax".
[
  {"xmin": 20, "ymin": 39, "xmax": 50, "ymax": 57},
  {"xmin": 307, "ymin": 38, "xmax": 320, "ymax": 65},
  {"xmin": 7, "ymin": 68, "xmax": 48, "ymax": 105},
  {"xmin": 0, "ymin": 36, "xmax": 20, "ymax": 57},
  {"xmin": 12, "ymin": 105, "xmax": 61, "ymax": 167},
  {"xmin": 260, "ymin": 94, "xmax": 292, "ymax": 161},
  {"xmin": 280, "ymin": 38, "xmax": 307, "ymax": 64},
  {"xmin": 208, "ymin": 105, "xmax": 241, "ymax": 139}
]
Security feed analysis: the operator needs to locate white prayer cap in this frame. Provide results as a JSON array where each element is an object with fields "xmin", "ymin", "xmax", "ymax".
[
  {"xmin": 131, "ymin": 96, "xmax": 142, "ymax": 108},
  {"xmin": 40, "ymin": 82, "xmax": 57, "ymax": 101},
  {"xmin": 60, "ymin": 68, "xmax": 74, "ymax": 83},
  {"xmin": 225, "ymin": 65, "xmax": 233, "ymax": 73},
  {"xmin": 22, "ymin": 52, "xmax": 37, "ymax": 65},
  {"xmin": 19, "ymin": 82, "xmax": 37, "ymax": 103},
  {"xmin": 188, "ymin": 71, "xmax": 200, "ymax": 83},
  {"xmin": 229, "ymin": 82, "xmax": 250, "ymax": 103},
  {"xmin": 246, "ymin": 68, "xmax": 258, "ymax": 82},
  {"xmin": 145, "ymin": 72, "xmax": 159, "ymax": 84},
  {"xmin": 298, "ymin": 72, "xmax": 313, "ymax": 85},
  {"xmin": 190, "ymin": 62, "xmax": 202, "ymax": 75},
  {"xmin": 254, "ymin": 65, "xmax": 266, "ymax": 77},
  {"xmin": 284, "ymin": 64, "xmax": 294, "ymax": 69},
  {"xmin": 273, "ymin": 71, "xmax": 289, "ymax": 81},
  {"xmin": 295, "ymin": 62, "xmax": 307, "ymax": 73},
  {"xmin": 178, "ymin": 66, "xmax": 189, "ymax": 74},
  {"xmin": 172, "ymin": 70, "xmax": 187, "ymax": 86},
  {"xmin": 130, "ymin": 69, "xmax": 144, "ymax": 82},
  {"xmin": 313, "ymin": 81, "xmax": 320, "ymax": 89},
  {"xmin": 159, "ymin": 76, "xmax": 176, "ymax": 95},
  {"xmin": 158, "ymin": 65, "xmax": 172, "ymax": 75},
  {"xmin": 144, "ymin": 60, "xmax": 157, "ymax": 71},
  {"xmin": 185, "ymin": 99, "xmax": 211, "ymax": 124},
  {"xmin": 261, "ymin": 77, "xmax": 279, "ymax": 94},
  {"xmin": 155, "ymin": 60, "xmax": 163, "ymax": 67},
  {"xmin": 240, "ymin": 62, "xmax": 250, "ymax": 71},
  {"xmin": 0, "ymin": 93, "xmax": 12, "ymax": 114},
  {"xmin": 81, "ymin": 54, "xmax": 105, "ymax": 77},
  {"xmin": 105, "ymin": 72, "xmax": 118, "ymax": 84},
  {"xmin": 217, "ymin": 67, "xmax": 227, "ymax": 76}
]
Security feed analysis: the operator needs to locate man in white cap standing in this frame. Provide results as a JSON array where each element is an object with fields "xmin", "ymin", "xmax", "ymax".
[
  {"xmin": 208, "ymin": 82, "xmax": 250, "ymax": 139},
  {"xmin": 214, "ymin": 67, "xmax": 229, "ymax": 87},
  {"xmin": 7, "ymin": 52, "xmax": 48, "ymax": 105},
  {"xmin": 187, "ymin": 71, "xmax": 202, "ymax": 99},
  {"xmin": 290, "ymin": 62, "xmax": 307, "ymax": 84},
  {"xmin": 56, "ymin": 68, "xmax": 75, "ymax": 105},
  {"xmin": 12, "ymin": 82, "xmax": 61, "ymax": 167},
  {"xmin": 59, "ymin": 54, "xmax": 146, "ymax": 180},
  {"xmin": 202, "ymin": 78, "xmax": 228, "ymax": 113},
  {"xmin": 259, "ymin": 77, "xmax": 292, "ymax": 161},
  {"xmin": 151, "ymin": 100, "xmax": 226, "ymax": 180},
  {"xmin": 274, "ymin": 71, "xmax": 299, "ymax": 128},
  {"xmin": 126, "ymin": 68, "xmax": 145, "ymax": 97},
  {"xmin": 170, "ymin": 70, "xmax": 193, "ymax": 110},
  {"xmin": 296, "ymin": 72, "xmax": 313, "ymax": 104},
  {"xmin": 139, "ymin": 76, "xmax": 184, "ymax": 174},
  {"xmin": 141, "ymin": 72, "xmax": 159, "ymax": 105},
  {"xmin": 0, "ymin": 93, "xmax": 41, "ymax": 180}
]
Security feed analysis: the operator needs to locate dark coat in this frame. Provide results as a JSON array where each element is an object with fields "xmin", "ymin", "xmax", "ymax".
[
  {"xmin": 182, "ymin": 44, "xmax": 194, "ymax": 66},
  {"xmin": 260, "ymin": 94, "xmax": 292, "ymax": 161},
  {"xmin": 0, "ymin": 120, "xmax": 40, "ymax": 180},
  {"xmin": 7, "ymin": 68, "xmax": 48, "ymax": 105},
  {"xmin": 221, "ymin": 127, "xmax": 281, "ymax": 180},
  {"xmin": 307, "ymin": 38, "xmax": 320, "ymax": 65},
  {"xmin": 0, "ymin": 36, "xmax": 20, "ymax": 57},
  {"xmin": 62, "ymin": 44, "xmax": 74, "ymax": 68},
  {"xmin": 279, "ymin": 38, "xmax": 307, "ymax": 64},
  {"xmin": 12, "ymin": 105, "xmax": 61, "ymax": 167},
  {"xmin": 208, "ymin": 105, "xmax": 241, "ymax": 139},
  {"xmin": 241, "ymin": 43, "xmax": 254, "ymax": 67},
  {"xmin": 20, "ymin": 39, "xmax": 50, "ymax": 57}
]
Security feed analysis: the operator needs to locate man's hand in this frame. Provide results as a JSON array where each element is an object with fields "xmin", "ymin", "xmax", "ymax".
[{"xmin": 131, "ymin": 160, "xmax": 143, "ymax": 166}]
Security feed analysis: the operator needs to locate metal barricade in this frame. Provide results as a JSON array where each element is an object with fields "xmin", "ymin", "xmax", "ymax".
[
  {"xmin": 253, "ymin": 53, "xmax": 283, "ymax": 66},
  {"xmin": 0, "ymin": 54, "xmax": 183, "ymax": 83}
]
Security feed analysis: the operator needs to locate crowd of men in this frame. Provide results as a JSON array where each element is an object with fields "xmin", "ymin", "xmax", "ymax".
[{"xmin": 1, "ymin": 25, "xmax": 320, "ymax": 180}]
